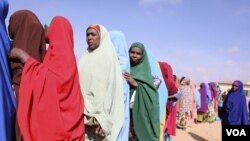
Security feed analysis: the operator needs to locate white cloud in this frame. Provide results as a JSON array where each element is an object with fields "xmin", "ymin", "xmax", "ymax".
[
  {"xmin": 226, "ymin": 46, "xmax": 241, "ymax": 54},
  {"xmin": 139, "ymin": 0, "xmax": 183, "ymax": 6},
  {"xmin": 224, "ymin": 60, "xmax": 238, "ymax": 67},
  {"xmin": 217, "ymin": 46, "xmax": 241, "ymax": 54}
]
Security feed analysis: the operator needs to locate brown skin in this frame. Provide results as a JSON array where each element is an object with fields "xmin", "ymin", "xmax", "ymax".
[
  {"xmin": 232, "ymin": 85, "xmax": 238, "ymax": 91},
  {"xmin": 92, "ymin": 118, "xmax": 105, "ymax": 139},
  {"xmin": 123, "ymin": 72, "xmax": 138, "ymax": 88},
  {"xmin": 129, "ymin": 47, "xmax": 143, "ymax": 66},
  {"xmin": 122, "ymin": 47, "xmax": 143, "ymax": 88},
  {"xmin": 86, "ymin": 28, "xmax": 100, "ymax": 51},
  {"xmin": 9, "ymin": 48, "xmax": 30, "ymax": 63}
]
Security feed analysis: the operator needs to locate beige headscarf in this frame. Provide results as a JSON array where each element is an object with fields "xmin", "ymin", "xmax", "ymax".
[{"xmin": 78, "ymin": 24, "xmax": 124, "ymax": 141}]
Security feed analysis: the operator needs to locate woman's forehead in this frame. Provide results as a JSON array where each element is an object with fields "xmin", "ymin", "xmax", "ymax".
[
  {"xmin": 130, "ymin": 47, "xmax": 142, "ymax": 52},
  {"xmin": 87, "ymin": 28, "xmax": 98, "ymax": 33}
]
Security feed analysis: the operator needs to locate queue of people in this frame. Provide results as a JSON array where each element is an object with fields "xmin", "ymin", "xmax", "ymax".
[{"xmin": 1, "ymin": 0, "xmax": 249, "ymax": 141}]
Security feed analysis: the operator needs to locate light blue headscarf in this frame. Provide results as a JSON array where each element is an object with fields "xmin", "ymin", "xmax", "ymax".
[
  {"xmin": 109, "ymin": 30, "xmax": 130, "ymax": 141},
  {"xmin": 196, "ymin": 88, "xmax": 201, "ymax": 109},
  {"xmin": 44, "ymin": 16, "xmax": 53, "ymax": 27},
  {"xmin": 0, "ymin": 0, "xmax": 17, "ymax": 141},
  {"xmin": 146, "ymin": 49, "xmax": 168, "ymax": 139}
]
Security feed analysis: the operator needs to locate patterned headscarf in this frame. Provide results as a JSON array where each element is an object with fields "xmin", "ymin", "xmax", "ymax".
[{"xmin": 86, "ymin": 24, "xmax": 100, "ymax": 33}]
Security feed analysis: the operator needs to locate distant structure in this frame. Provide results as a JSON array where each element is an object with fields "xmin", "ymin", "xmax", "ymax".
[{"xmin": 218, "ymin": 81, "xmax": 250, "ymax": 97}]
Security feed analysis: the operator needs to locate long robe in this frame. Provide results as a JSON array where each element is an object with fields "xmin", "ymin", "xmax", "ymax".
[
  {"xmin": 159, "ymin": 62, "xmax": 178, "ymax": 137},
  {"xmin": 78, "ymin": 25, "xmax": 124, "ymax": 141},
  {"xmin": 110, "ymin": 30, "xmax": 130, "ymax": 141},
  {"xmin": 0, "ymin": 0, "xmax": 16, "ymax": 140},
  {"xmin": 130, "ymin": 42, "xmax": 160, "ymax": 141},
  {"xmin": 147, "ymin": 50, "xmax": 168, "ymax": 141},
  {"xmin": 17, "ymin": 16, "xmax": 85, "ymax": 141},
  {"xmin": 222, "ymin": 80, "xmax": 248, "ymax": 125}
]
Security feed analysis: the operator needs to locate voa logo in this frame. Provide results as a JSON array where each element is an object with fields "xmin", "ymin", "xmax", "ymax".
[{"xmin": 226, "ymin": 129, "xmax": 246, "ymax": 136}]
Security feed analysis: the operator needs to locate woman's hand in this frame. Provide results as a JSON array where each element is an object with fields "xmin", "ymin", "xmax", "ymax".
[
  {"xmin": 123, "ymin": 72, "xmax": 138, "ymax": 88},
  {"xmin": 93, "ymin": 118, "xmax": 105, "ymax": 139},
  {"xmin": 9, "ymin": 48, "xmax": 30, "ymax": 63}
]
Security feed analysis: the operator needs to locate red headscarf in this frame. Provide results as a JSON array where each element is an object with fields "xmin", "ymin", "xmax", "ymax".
[
  {"xmin": 17, "ymin": 16, "xmax": 84, "ymax": 141},
  {"xmin": 159, "ymin": 61, "xmax": 178, "ymax": 96}
]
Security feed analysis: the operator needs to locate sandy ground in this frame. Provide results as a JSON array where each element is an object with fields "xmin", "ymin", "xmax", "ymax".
[
  {"xmin": 172, "ymin": 98, "xmax": 249, "ymax": 141},
  {"xmin": 172, "ymin": 121, "xmax": 222, "ymax": 141}
]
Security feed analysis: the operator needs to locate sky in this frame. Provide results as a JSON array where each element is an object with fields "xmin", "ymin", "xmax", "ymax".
[{"xmin": 6, "ymin": 0, "xmax": 250, "ymax": 84}]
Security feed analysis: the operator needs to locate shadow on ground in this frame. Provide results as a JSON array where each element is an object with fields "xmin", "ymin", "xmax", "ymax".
[{"xmin": 188, "ymin": 132, "xmax": 208, "ymax": 141}]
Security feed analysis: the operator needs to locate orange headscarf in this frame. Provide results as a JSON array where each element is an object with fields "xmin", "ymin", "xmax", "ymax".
[
  {"xmin": 86, "ymin": 24, "xmax": 100, "ymax": 33},
  {"xmin": 17, "ymin": 16, "xmax": 84, "ymax": 141}
]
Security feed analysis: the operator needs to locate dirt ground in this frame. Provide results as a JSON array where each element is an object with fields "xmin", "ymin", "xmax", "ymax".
[
  {"xmin": 172, "ymin": 97, "xmax": 249, "ymax": 141},
  {"xmin": 172, "ymin": 121, "xmax": 222, "ymax": 141}
]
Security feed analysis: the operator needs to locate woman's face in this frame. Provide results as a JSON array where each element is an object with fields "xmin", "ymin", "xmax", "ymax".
[
  {"xmin": 129, "ymin": 47, "xmax": 143, "ymax": 66},
  {"xmin": 232, "ymin": 82, "xmax": 238, "ymax": 91},
  {"xmin": 86, "ymin": 28, "xmax": 100, "ymax": 51}
]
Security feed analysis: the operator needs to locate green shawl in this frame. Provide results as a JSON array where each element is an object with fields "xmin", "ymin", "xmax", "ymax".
[{"xmin": 130, "ymin": 42, "xmax": 160, "ymax": 141}]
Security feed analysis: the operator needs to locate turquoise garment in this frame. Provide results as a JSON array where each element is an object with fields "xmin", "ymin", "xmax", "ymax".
[
  {"xmin": 196, "ymin": 89, "xmax": 201, "ymax": 109},
  {"xmin": 0, "ymin": 0, "xmax": 17, "ymax": 140},
  {"xmin": 146, "ymin": 49, "xmax": 168, "ymax": 122},
  {"xmin": 147, "ymin": 49, "xmax": 168, "ymax": 141},
  {"xmin": 110, "ymin": 30, "xmax": 130, "ymax": 141},
  {"xmin": 45, "ymin": 16, "xmax": 53, "ymax": 27}
]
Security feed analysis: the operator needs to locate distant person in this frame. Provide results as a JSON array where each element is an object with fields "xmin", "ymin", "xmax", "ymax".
[
  {"xmin": 123, "ymin": 42, "xmax": 160, "ymax": 141},
  {"xmin": 212, "ymin": 82, "xmax": 222, "ymax": 121},
  {"xmin": 78, "ymin": 24, "xmax": 124, "ymax": 140},
  {"xmin": 194, "ymin": 84, "xmax": 201, "ymax": 122},
  {"xmin": 0, "ymin": 0, "xmax": 16, "ymax": 140},
  {"xmin": 197, "ymin": 83, "xmax": 208, "ymax": 122},
  {"xmin": 110, "ymin": 30, "xmax": 130, "ymax": 141},
  {"xmin": 206, "ymin": 82, "xmax": 217, "ymax": 122},
  {"xmin": 222, "ymin": 80, "xmax": 248, "ymax": 125},
  {"xmin": 178, "ymin": 77, "xmax": 193, "ymax": 128},
  {"xmin": 158, "ymin": 62, "xmax": 179, "ymax": 140},
  {"xmin": 173, "ymin": 75, "xmax": 182, "ymax": 113},
  {"xmin": 218, "ymin": 94, "xmax": 225, "ymax": 120},
  {"xmin": 9, "ymin": 16, "xmax": 85, "ymax": 140},
  {"xmin": 189, "ymin": 80, "xmax": 199, "ymax": 125}
]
